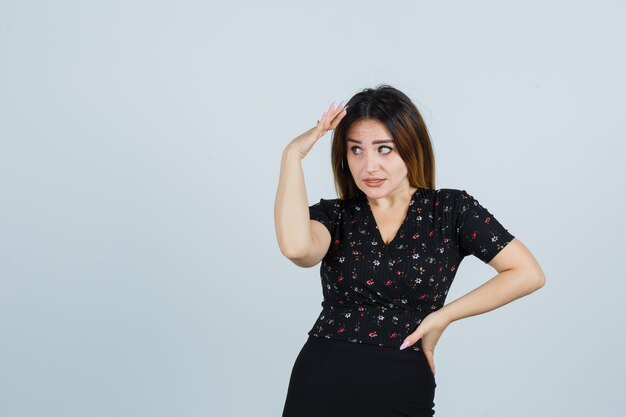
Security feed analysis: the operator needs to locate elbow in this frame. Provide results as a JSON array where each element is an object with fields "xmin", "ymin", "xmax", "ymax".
[
  {"xmin": 279, "ymin": 244, "xmax": 307, "ymax": 261},
  {"xmin": 278, "ymin": 239, "xmax": 311, "ymax": 261},
  {"xmin": 532, "ymin": 262, "xmax": 547, "ymax": 289},
  {"xmin": 527, "ymin": 267, "xmax": 546, "ymax": 292},
  {"xmin": 534, "ymin": 271, "xmax": 546, "ymax": 290},
  {"xmin": 517, "ymin": 258, "xmax": 546, "ymax": 292},
  {"xmin": 276, "ymin": 233, "xmax": 308, "ymax": 260},
  {"xmin": 511, "ymin": 266, "xmax": 546, "ymax": 295},
  {"xmin": 280, "ymin": 247, "xmax": 319, "ymax": 268}
]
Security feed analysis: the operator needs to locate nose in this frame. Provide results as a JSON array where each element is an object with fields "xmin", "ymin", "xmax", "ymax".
[{"xmin": 366, "ymin": 152, "xmax": 380, "ymax": 172}]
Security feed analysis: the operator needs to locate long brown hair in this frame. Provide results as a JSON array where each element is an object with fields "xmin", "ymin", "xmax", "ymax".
[{"xmin": 331, "ymin": 84, "xmax": 436, "ymax": 199}]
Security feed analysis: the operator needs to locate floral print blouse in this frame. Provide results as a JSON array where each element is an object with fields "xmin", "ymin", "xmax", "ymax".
[{"xmin": 307, "ymin": 187, "xmax": 515, "ymax": 352}]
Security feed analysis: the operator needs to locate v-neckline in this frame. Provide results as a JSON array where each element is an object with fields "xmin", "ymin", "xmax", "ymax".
[{"xmin": 362, "ymin": 188, "xmax": 421, "ymax": 248}]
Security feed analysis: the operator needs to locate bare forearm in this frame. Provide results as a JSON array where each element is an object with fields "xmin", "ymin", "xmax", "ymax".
[
  {"xmin": 274, "ymin": 146, "xmax": 312, "ymax": 258},
  {"xmin": 436, "ymin": 268, "xmax": 544, "ymax": 325}
]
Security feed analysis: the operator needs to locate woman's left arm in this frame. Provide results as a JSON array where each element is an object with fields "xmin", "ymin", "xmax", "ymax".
[
  {"xmin": 436, "ymin": 237, "xmax": 546, "ymax": 324},
  {"xmin": 401, "ymin": 238, "xmax": 545, "ymax": 375}
]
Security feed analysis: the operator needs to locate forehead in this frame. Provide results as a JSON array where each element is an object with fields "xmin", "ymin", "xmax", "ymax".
[{"xmin": 346, "ymin": 119, "xmax": 392, "ymax": 144}]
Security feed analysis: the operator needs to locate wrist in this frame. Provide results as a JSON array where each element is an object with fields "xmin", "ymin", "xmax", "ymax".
[
  {"xmin": 284, "ymin": 144, "xmax": 306, "ymax": 160},
  {"xmin": 434, "ymin": 307, "xmax": 455, "ymax": 326}
]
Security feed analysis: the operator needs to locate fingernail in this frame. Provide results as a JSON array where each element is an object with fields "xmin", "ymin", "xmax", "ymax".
[{"xmin": 399, "ymin": 340, "xmax": 410, "ymax": 350}]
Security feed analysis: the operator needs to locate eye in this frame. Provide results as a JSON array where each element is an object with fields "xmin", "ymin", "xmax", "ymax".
[{"xmin": 350, "ymin": 145, "xmax": 393, "ymax": 155}]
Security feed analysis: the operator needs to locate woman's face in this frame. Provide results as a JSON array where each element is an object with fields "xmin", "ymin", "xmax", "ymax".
[{"xmin": 345, "ymin": 119, "xmax": 410, "ymax": 199}]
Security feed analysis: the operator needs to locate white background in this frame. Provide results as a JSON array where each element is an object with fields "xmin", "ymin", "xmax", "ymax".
[{"xmin": 1, "ymin": 1, "xmax": 624, "ymax": 416}]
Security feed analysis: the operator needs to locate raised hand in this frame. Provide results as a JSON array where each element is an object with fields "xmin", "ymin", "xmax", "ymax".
[{"xmin": 288, "ymin": 101, "xmax": 348, "ymax": 159}]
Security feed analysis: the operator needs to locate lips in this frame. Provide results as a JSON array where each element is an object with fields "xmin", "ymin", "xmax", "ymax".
[{"xmin": 364, "ymin": 178, "xmax": 385, "ymax": 187}]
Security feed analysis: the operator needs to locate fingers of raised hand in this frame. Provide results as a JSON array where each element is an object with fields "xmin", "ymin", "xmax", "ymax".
[
  {"xmin": 317, "ymin": 101, "xmax": 348, "ymax": 129},
  {"xmin": 329, "ymin": 101, "xmax": 348, "ymax": 128}
]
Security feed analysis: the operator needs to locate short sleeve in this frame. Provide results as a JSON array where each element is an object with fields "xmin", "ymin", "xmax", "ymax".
[
  {"xmin": 308, "ymin": 198, "xmax": 340, "ymax": 236},
  {"xmin": 456, "ymin": 190, "xmax": 515, "ymax": 263}
]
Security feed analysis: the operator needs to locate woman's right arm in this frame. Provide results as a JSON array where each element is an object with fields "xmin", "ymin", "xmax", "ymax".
[{"xmin": 274, "ymin": 101, "xmax": 347, "ymax": 267}]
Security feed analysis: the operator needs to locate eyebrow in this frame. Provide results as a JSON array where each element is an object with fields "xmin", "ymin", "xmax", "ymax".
[{"xmin": 346, "ymin": 138, "xmax": 394, "ymax": 144}]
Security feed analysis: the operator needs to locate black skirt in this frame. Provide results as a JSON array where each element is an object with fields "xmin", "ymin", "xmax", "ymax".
[{"xmin": 281, "ymin": 335, "xmax": 437, "ymax": 417}]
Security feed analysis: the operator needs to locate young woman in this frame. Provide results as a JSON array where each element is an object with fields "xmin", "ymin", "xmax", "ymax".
[{"xmin": 274, "ymin": 85, "xmax": 546, "ymax": 417}]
